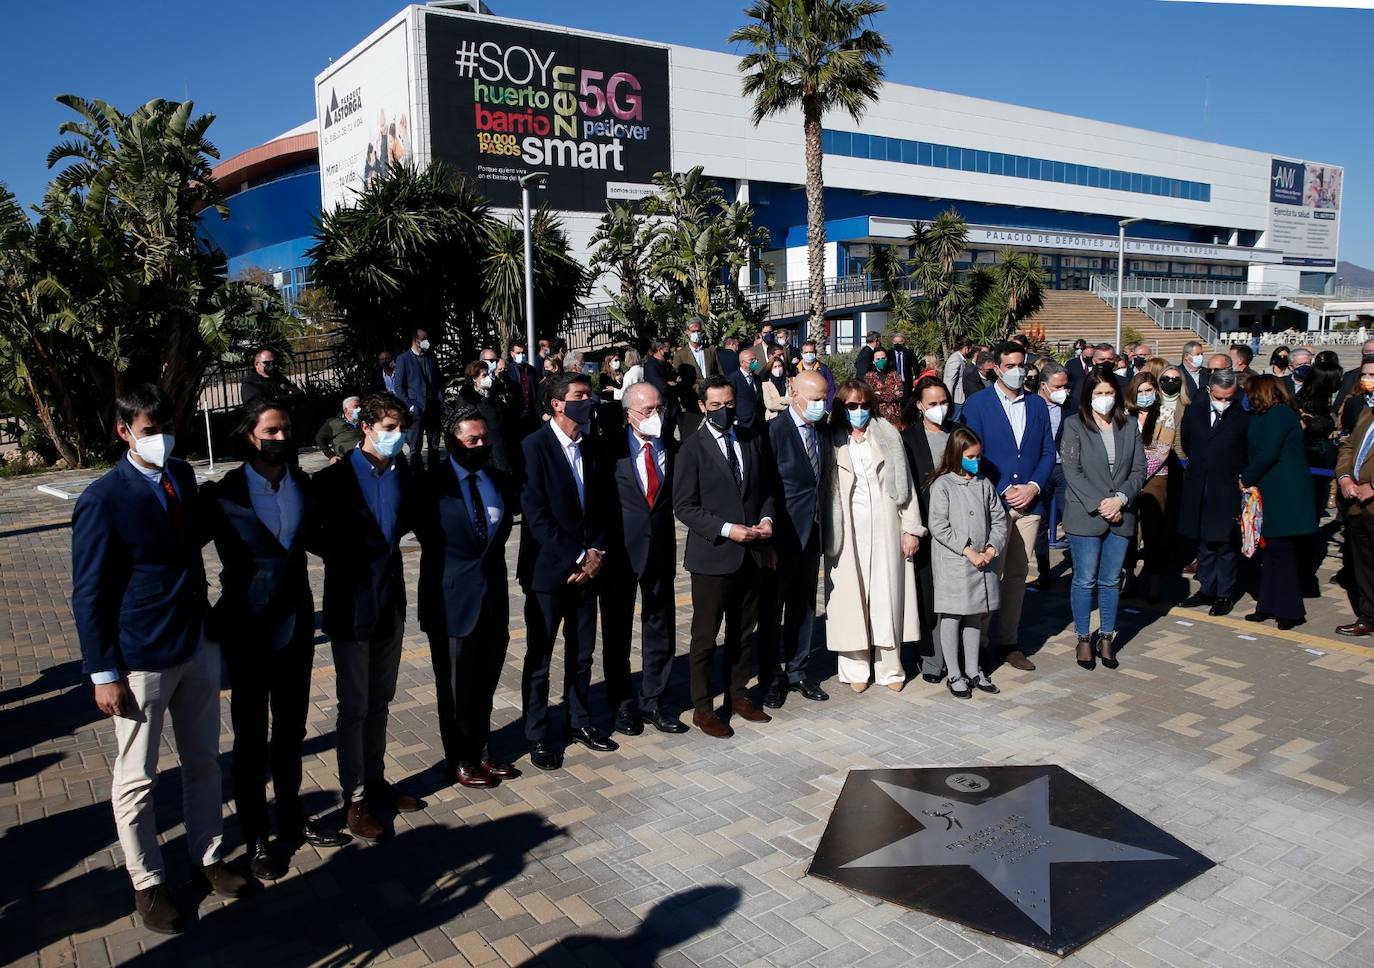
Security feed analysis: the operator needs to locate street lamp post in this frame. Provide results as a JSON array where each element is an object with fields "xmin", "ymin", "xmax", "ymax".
[
  {"xmin": 1115, "ymin": 217, "xmax": 1144, "ymax": 352},
  {"xmin": 519, "ymin": 172, "xmax": 549, "ymax": 358}
]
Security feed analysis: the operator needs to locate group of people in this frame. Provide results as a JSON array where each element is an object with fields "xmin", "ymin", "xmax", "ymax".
[{"xmin": 71, "ymin": 318, "xmax": 1374, "ymax": 935}]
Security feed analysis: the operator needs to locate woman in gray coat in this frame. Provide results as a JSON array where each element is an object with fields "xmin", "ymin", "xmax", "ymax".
[
  {"xmin": 1061, "ymin": 369, "xmax": 1148, "ymax": 670},
  {"xmin": 928, "ymin": 427, "xmax": 1008, "ymax": 698}
]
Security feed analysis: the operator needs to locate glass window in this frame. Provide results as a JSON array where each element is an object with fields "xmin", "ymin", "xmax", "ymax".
[
  {"xmin": 933, "ymin": 144, "xmax": 947, "ymax": 168},
  {"xmin": 1129, "ymin": 173, "xmax": 1143, "ymax": 193},
  {"xmin": 832, "ymin": 130, "xmax": 851, "ymax": 155},
  {"xmin": 990, "ymin": 153, "xmax": 1003, "ymax": 176},
  {"xmin": 961, "ymin": 149, "xmax": 977, "ymax": 172},
  {"xmin": 1051, "ymin": 161, "xmax": 1064, "ymax": 182},
  {"xmin": 918, "ymin": 141, "xmax": 932, "ymax": 166},
  {"xmin": 902, "ymin": 139, "xmax": 917, "ymax": 164},
  {"xmin": 1028, "ymin": 158, "xmax": 1042, "ymax": 179},
  {"xmin": 1087, "ymin": 167, "xmax": 1100, "ymax": 188},
  {"xmin": 852, "ymin": 133, "xmax": 869, "ymax": 158},
  {"xmin": 977, "ymin": 151, "xmax": 990, "ymax": 174}
]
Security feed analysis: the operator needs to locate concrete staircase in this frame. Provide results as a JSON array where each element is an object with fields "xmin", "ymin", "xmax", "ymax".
[{"xmin": 1021, "ymin": 291, "xmax": 1210, "ymax": 359}]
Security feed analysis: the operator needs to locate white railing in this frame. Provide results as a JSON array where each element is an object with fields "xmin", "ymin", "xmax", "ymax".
[
  {"xmin": 1219, "ymin": 329, "xmax": 1369, "ymax": 347},
  {"xmin": 1090, "ymin": 277, "xmax": 1218, "ymax": 347},
  {"xmin": 1115, "ymin": 275, "xmax": 1374, "ymax": 302}
]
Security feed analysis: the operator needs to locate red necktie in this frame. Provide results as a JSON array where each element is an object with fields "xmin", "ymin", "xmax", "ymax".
[
  {"xmin": 160, "ymin": 472, "xmax": 185, "ymax": 543},
  {"xmin": 643, "ymin": 443, "xmax": 660, "ymax": 508}
]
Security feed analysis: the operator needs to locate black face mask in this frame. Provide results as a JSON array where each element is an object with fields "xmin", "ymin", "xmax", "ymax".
[
  {"xmin": 707, "ymin": 406, "xmax": 736, "ymax": 433},
  {"xmin": 451, "ymin": 443, "xmax": 491, "ymax": 472},
  {"xmin": 1023, "ymin": 375, "xmax": 1041, "ymax": 392},
  {"xmin": 1095, "ymin": 362, "xmax": 1114, "ymax": 375},
  {"xmin": 257, "ymin": 437, "xmax": 294, "ymax": 467},
  {"xmin": 1159, "ymin": 377, "xmax": 1182, "ymax": 395},
  {"xmin": 1293, "ymin": 364, "xmax": 1312, "ymax": 382},
  {"xmin": 262, "ymin": 362, "xmax": 278, "ymax": 376},
  {"xmin": 562, "ymin": 398, "xmax": 594, "ymax": 426},
  {"xmin": 1133, "ymin": 356, "xmax": 1147, "ymax": 367}
]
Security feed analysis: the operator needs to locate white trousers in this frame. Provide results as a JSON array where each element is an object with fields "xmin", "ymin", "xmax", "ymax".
[
  {"xmin": 111, "ymin": 639, "xmax": 225, "ymax": 889},
  {"xmin": 836, "ymin": 645, "xmax": 906, "ymax": 686}
]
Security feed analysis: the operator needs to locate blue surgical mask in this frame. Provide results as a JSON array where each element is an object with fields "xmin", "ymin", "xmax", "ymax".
[
  {"xmin": 371, "ymin": 428, "xmax": 404, "ymax": 459},
  {"xmin": 803, "ymin": 399, "xmax": 827, "ymax": 423},
  {"xmin": 847, "ymin": 407, "xmax": 870, "ymax": 429},
  {"xmin": 961, "ymin": 456, "xmax": 981, "ymax": 475},
  {"xmin": 349, "ymin": 407, "xmax": 361, "ymax": 423},
  {"xmin": 802, "ymin": 352, "xmax": 817, "ymax": 364},
  {"xmin": 1136, "ymin": 392, "xmax": 1157, "ymax": 408},
  {"xmin": 1190, "ymin": 354, "xmax": 1204, "ymax": 369}
]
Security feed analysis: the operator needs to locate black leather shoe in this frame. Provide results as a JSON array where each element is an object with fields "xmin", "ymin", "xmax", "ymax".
[
  {"xmin": 1245, "ymin": 611, "xmax": 1272, "ymax": 623},
  {"xmin": 797, "ymin": 680, "xmax": 829, "ymax": 702},
  {"xmin": 1276, "ymin": 617, "xmax": 1302, "ymax": 631},
  {"xmin": 1181, "ymin": 592, "xmax": 1215, "ymax": 608},
  {"xmin": 973, "ymin": 678, "xmax": 1001, "ymax": 694},
  {"xmin": 297, "ymin": 820, "xmax": 350, "ymax": 849},
  {"xmin": 921, "ymin": 673, "xmax": 943, "ymax": 684},
  {"xmin": 1209, "ymin": 597, "xmax": 1234, "ymax": 616},
  {"xmin": 529, "ymin": 742, "xmax": 563, "ymax": 771},
  {"xmin": 639, "ymin": 708, "xmax": 689, "ymax": 733},
  {"xmin": 134, "ymin": 884, "xmax": 184, "ymax": 935},
  {"xmin": 248, "ymin": 838, "xmax": 285, "ymax": 881},
  {"xmin": 613, "ymin": 707, "xmax": 644, "ymax": 736},
  {"xmin": 196, "ymin": 860, "xmax": 252, "ymax": 898},
  {"xmin": 761, "ymin": 680, "xmax": 786, "ymax": 709},
  {"xmin": 569, "ymin": 727, "xmax": 619, "ymax": 752}
]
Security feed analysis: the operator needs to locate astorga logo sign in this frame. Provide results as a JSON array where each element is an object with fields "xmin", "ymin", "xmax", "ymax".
[
  {"xmin": 323, "ymin": 87, "xmax": 363, "ymax": 130},
  {"xmin": 425, "ymin": 13, "xmax": 671, "ymax": 212},
  {"xmin": 1270, "ymin": 159, "xmax": 1304, "ymax": 206}
]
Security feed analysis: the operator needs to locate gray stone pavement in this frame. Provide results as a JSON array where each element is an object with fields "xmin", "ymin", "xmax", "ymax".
[{"xmin": 2, "ymin": 456, "xmax": 1373, "ymax": 967}]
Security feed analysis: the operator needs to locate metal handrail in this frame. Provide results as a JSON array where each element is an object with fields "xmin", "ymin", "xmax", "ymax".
[
  {"xmin": 1090, "ymin": 277, "xmax": 1218, "ymax": 347},
  {"xmin": 1107, "ymin": 274, "xmax": 1374, "ymax": 302}
]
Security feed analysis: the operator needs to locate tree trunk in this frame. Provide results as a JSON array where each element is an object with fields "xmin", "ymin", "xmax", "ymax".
[
  {"xmin": 802, "ymin": 101, "xmax": 827, "ymax": 346},
  {"xmin": 22, "ymin": 371, "xmax": 80, "ymax": 468}
]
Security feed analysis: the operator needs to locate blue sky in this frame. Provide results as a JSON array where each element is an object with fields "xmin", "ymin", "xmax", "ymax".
[{"xmin": 2, "ymin": 0, "xmax": 1371, "ymax": 268}]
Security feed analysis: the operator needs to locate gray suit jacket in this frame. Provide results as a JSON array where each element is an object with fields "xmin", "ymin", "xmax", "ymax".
[{"xmin": 1059, "ymin": 414, "xmax": 1147, "ymax": 538}]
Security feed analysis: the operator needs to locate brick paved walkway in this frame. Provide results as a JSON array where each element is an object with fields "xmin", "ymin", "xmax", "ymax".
[{"xmin": 2, "ymin": 458, "xmax": 1372, "ymax": 967}]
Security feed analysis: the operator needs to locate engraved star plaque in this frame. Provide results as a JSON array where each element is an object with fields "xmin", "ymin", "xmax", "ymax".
[{"xmin": 807, "ymin": 766, "xmax": 1214, "ymax": 956}]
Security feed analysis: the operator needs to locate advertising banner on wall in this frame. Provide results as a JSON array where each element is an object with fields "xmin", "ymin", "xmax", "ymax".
[
  {"xmin": 316, "ymin": 19, "xmax": 414, "ymax": 212},
  {"xmin": 424, "ymin": 12, "xmax": 671, "ymax": 212},
  {"xmin": 1266, "ymin": 157, "xmax": 1342, "ymax": 268}
]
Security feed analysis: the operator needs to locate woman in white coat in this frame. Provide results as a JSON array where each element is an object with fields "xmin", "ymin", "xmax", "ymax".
[{"xmin": 823, "ymin": 379, "xmax": 924, "ymax": 692}]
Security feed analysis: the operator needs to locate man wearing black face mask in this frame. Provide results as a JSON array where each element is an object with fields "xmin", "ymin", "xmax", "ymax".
[
  {"xmin": 416, "ymin": 409, "xmax": 518, "ymax": 789},
  {"xmin": 240, "ymin": 348, "xmax": 305, "ymax": 410},
  {"xmin": 1284, "ymin": 348, "xmax": 1313, "ymax": 398},
  {"xmin": 202, "ymin": 399, "xmax": 348, "ymax": 881}
]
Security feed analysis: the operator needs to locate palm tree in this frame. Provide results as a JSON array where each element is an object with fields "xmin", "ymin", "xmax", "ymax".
[
  {"xmin": 482, "ymin": 205, "xmax": 588, "ymax": 350},
  {"xmin": 731, "ymin": 0, "xmax": 890, "ymax": 343},
  {"xmin": 992, "ymin": 248, "xmax": 1047, "ymax": 331},
  {"xmin": 909, "ymin": 210, "xmax": 970, "ymax": 354},
  {"xmin": 588, "ymin": 202, "xmax": 665, "ymax": 351}
]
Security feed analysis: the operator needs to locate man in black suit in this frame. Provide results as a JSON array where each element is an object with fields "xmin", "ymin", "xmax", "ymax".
[
  {"xmin": 202, "ymin": 399, "xmax": 349, "ymax": 881},
  {"xmin": 854, "ymin": 331, "xmax": 881, "ymax": 379},
  {"xmin": 416, "ymin": 408, "xmax": 520, "ymax": 789},
  {"xmin": 1033, "ymin": 362, "xmax": 1072, "ymax": 590},
  {"xmin": 728, "ymin": 346, "xmax": 766, "ymax": 434},
  {"xmin": 504, "ymin": 339, "xmax": 541, "ymax": 437},
  {"xmin": 1178, "ymin": 367, "xmax": 1251, "ymax": 616},
  {"xmin": 1179, "ymin": 340, "xmax": 1207, "ymax": 399},
  {"xmin": 642, "ymin": 337, "xmax": 680, "ymax": 437},
  {"xmin": 673, "ymin": 375, "xmax": 777, "ymax": 739},
  {"xmin": 394, "ymin": 327, "xmax": 442, "ymax": 474},
  {"xmin": 518, "ymin": 372, "xmax": 618, "ymax": 771},
  {"xmin": 312, "ymin": 391, "xmax": 421, "ymax": 841},
  {"xmin": 597, "ymin": 383, "xmax": 689, "ymax": 736},
  {"xmin": 717, "ymin": 335, "xmax": 741, "ymax": 377},
  {"xmin": 1335, "ymin": 338, "xmax": 1374, "ymax": 417},
  {"xmin": 370, "ymin": 350, "xmax": 399, "ymax": 395},
  {"xmin": 889, "ymin": 333, "xmax": 919, "ymax": 411},
  {"xmin": 240, "ymin": 347, "xmax": 305, "ymax": 410},
  {"xmin": 759, "ymin": 369, "xmax": 831, "ymax": 709}
]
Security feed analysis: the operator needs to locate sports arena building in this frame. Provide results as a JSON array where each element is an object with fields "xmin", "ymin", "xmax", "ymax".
[{"xmin": 203, "ymin": 1, "xmax": 1353, "ymax": 347}]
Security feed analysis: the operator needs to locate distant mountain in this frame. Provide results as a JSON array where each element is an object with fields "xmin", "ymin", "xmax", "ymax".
[{"xmin": 1339, "ymin": 261, "xmax": 1374, "ymax": 289}]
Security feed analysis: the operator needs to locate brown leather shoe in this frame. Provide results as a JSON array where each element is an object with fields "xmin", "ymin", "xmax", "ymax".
[
  {"xmin": 692, "ymin": 709, "xmax": 733, "ymax": 738},
  {"xmin": 346, "ymin": 800, "xmax": 386, "ymax": 841},
  {"xmin": 455, "ymin": 764, "xmax": 499, "ymax": 789},
  {"xmin": 195, "ymin": 860, "xmax": 252, "ymax": 898},
  {"xmin": 1003, "ymin": 650, "xmax": 1036, "ymax": 672},
  {"xmin": 481, "ymin": 759, "xmax": 521, "ymax": 779},
  {"xmin": 367, "ymin": 780, "xmax": 422, "ymax": 813},
  {"xmin": 730, "ymin": 697, "xmax": 772, "ymax": 723},
  {"xmin": 1336, "ymin": 621, "xmax": 1374, "ymax": 637}
]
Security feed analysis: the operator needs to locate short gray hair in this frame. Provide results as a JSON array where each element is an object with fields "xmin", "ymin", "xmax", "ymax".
[
  {"xmin": 1038, "ymin": 361, "xmax": 1066, "ymax": 382},
  {"xmin": 1208, "ymin": 367, "xmax": 1239, "ymax": 391},
  {"xmin": 1182, "ymin": 340, "xmax": 1201, "ymax": 356},
  {"xmin": 342, "ymin": 395, "xmax": 361, "ymax": 409}
]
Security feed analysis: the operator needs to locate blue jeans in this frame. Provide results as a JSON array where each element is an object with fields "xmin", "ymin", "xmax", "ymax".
[{"xmin": 1066, "ymin": 532, "xmax": 1130, "ymax": 636}]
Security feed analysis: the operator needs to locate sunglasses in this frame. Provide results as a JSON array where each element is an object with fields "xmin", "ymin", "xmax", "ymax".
[{"xmin": 841, "ymin": 401, "xmax": 868, "ymax": 411}]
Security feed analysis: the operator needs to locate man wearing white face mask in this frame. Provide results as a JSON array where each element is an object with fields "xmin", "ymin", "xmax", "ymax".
[
  {"xmin": 72, "ymin": 384, "xmax": 248, "ymax": 934},
  {"xmin": 961, "ymin": 342, "xmax": 1055, "ymax": 672},
  {"xmin": 1178, "ymin": 366, "xmax": 1251, "ymax": 616},
  {"xmin": 1034, "ymin": 362, "xmax": 1072, "ymax": 588},
  {"xmin": 671, "ymin": 318, "xmax": 721, "ymax": 436},
  {"xmin": 395, "ymin": 327, "xmax": 442, "ymax": 474},
  {"xmin": 596, "ymin": 383, "xmax": 687, "ymax": 735},
  {"xmin": 312, "ymin": 391, "xmax": 421, "ymax": 840}
]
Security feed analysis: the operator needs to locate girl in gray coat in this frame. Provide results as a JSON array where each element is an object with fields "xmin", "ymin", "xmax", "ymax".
[{"xmin": 928, "ymin": 427, "xmax": 1009, "ymax": 698}]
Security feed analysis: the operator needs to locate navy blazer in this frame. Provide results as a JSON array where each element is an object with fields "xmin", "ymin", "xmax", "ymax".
[
  {"xmin": 961, "ymin": 385, "xmax": 1056, "ymax": 515},
  {"xmin": 311, "ymin": 453, "xmax": 414, "ymax": 641},
  {"xmin": 416, "ymin": 460, "xmax": 515, "ymax": 639},
  {"xmin": 71, "ymin": 456, "xmax": 206, "ymax": 675},
  {"xmin": 200, "ymin": 464, "xmax": 315, "ymax": 648},
  {"xmin": 394, "ymin": 350, "xmax": 440, "ymax": 417},
  {"xmin": 598, "ymin": 423, "xmax": 678, "ymax": 577},
  {"xmin": 673, "ymin": 423, "xmax": 776, "ymax": 576},
  {"xmin": 768, "ymin": 409, "xmax": 831, "ymax": 551},
  {"xmin": 1177, "ymin": 395, "xmax": 1252, "ymax": 543},
  {"xmin": 517, "ymin": 422, "xmax": 610, "ymax": 593},
  {"xmin": 728, "ymin": 368, "xmax": 765, "ymax": 432}
]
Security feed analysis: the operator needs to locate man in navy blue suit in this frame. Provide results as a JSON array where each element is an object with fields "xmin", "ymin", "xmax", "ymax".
[
  {"xmin": 728, "ymin": 346, "xmax": 766, "ymax": 434},
  {"xmin": 962, "ymin": 342, "xmax": 1056, "ymax": 672},
  {"xmin": 201, "ymin": 398, "xmax": 350, "ymax": 882},
  {"xmin": 416, "ymin": 408, "xmax": 519, "ymax": 789},
  {"xmin": 518, "ymin": 372, "xmax": 618, "ymax": 771},
  {"xmin": 71, "ymin": 384, "xmax": 248, "ymax": 935},
  {"xmin": 394, "ymin": 326, "xmax": 442, "ymax": 474}
]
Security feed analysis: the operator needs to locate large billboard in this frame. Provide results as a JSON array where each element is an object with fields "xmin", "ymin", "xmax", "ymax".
[
  {"xmin": 1266, "ymin": 157, "xmax": 1343, "ymax": 269},
  {"xmin": 424, "ymin": 13, "xmax": 671, "ymax": 212},
  {"xmin": 316, "ymin": 19, "xmax": 414, "ymax": 212}
]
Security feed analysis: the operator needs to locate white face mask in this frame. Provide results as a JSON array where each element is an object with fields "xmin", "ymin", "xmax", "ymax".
[
  {"xmin": 771, "ymin": 366, "xmax": 785, "ymax": 378},
  {"xmin": 478, "ymin": 375, "xmax": 493, "ymax": 391},
  {"xmin": 1049, "ymin": 388, "xmax": 1070, "ymax": 405},
  {"xmin": 636, "ymin": 412, "xmax": 663, "ymax": 439},
  {"xmin": 418, "ymin": 339, "xmax": 431, "ymax": 352},
  {"xmin": 131, "ymin": 432, "xmax": 175, "ymax": 468},
  {"xmin": 688, "ymin": 331, "xmax": 702, "ymax": 344},
  {"xmin": 923, "ymin": 404, "xmax": 948, "ymax": 426},
  {"xmin": 512, "ymin": 353, "xmax": 525, "ymax": 365},
  {"xmin": 1113, "ymin": 368, "xmax": 1128, "ymax": 378},
  {"xmin": 1000, "ymin": 366, "xmax": 1026, "ymax": 390},
  {"xmin": 1091, "ymin": 396, "xmax": 1116, "ymax": 416},
  {"xmin": 609, "ymin": 359, "xmax": 620, "ymax": 371},
  {"xmin": 1211, "ymin": 398, "xmax": 1232, "ymax": 414}
]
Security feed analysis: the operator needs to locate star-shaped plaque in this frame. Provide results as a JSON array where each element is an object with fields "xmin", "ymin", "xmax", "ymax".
[{"xmin": 808, "ymin": 766, "xmax": 1213, "ymax": 956}]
